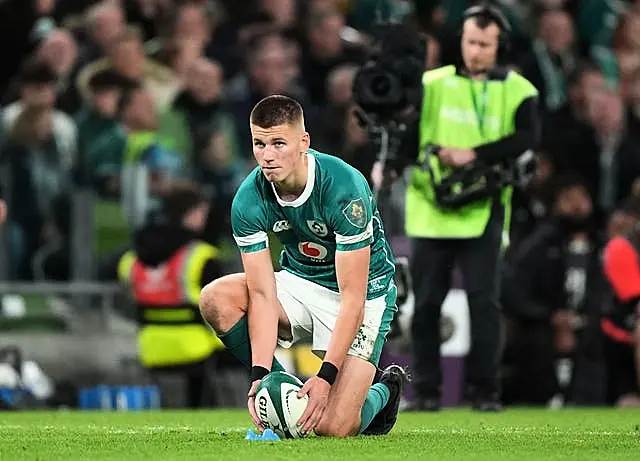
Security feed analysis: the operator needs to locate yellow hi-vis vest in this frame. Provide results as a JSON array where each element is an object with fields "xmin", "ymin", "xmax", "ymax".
[
  {"xmin": 405, "ymin": 65, "xmax": 538, "ymax": 240},
  {"xmin": 118, "ymin": 241, "xmax": 224, "ymax": 368}
]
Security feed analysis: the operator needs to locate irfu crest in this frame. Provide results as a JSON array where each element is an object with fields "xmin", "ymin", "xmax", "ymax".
[{"xmin": 342, "ymin": 198, "xmax": 367, "ymax": 228}]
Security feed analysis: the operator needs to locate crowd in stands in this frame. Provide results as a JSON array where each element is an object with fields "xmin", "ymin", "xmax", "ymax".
[{"xmin": 1, "ymin": 0, "xmax": 640, "ymax": 406}]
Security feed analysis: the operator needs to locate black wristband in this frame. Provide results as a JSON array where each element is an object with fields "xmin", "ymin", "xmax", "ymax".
[
  {"xmin": 317, "ymin": 362, "xmax": 339, "ymax": 386},
  {"xmin": 251, "ymin": 365, "xmax": 269, "ymax": 382}
]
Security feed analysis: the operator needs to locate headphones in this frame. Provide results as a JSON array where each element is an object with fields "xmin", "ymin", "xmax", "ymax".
[{"xmin": 460, "ymin": 3, "xmax": 512, "ymax": 63}]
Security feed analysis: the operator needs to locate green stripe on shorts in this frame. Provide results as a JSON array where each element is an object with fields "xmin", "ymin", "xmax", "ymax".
[{"xmin": 369, "ymin": 283, "xmax": 398, "ymax": 366}]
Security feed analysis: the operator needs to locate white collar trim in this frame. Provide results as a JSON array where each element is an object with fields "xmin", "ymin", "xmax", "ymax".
[{"xmin": 271, "ymin": 153, "xmax": 315, "ymax": 208}]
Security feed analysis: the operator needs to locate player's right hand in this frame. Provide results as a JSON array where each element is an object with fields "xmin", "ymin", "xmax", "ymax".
[{"xmin": 247, "ymin": 379, "xmax": 265, "ymax": 432}]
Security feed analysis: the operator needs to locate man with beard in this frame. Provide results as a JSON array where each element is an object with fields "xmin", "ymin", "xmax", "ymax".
[{"xmin": 501, "ymin": 175, "xmax": 607, "ymax": 405}]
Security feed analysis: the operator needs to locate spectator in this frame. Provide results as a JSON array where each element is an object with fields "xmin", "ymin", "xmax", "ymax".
[
  {"xmin": 501, "ymin": 176, "xmax": 607, "ymax": 405},
  {"xmin": 74, "ymin": 68, "xmax": 130, "ymax": 196},
  {"xmin": 226, "ymin": 30, "xmax": 311, "ymax": 151},
  {"xmin": 518, "ymin": 8, "xmax": 577, "ymax": 113},
  {"xmin": 1, "ymin": 58, "xmax": 77, "ymax": 171},
  {"xmin": 601, "ymin": 202, "xmax": 640, "ymax": 407},
  {"xmin": 300, "ymin": 2, "xmax": 366, "ymax": 106},
  {"xmin": 77, "ymin": 26, "xmax": 180, "ymax": 111},
  {"xmin": 0, "ymin": 104, "xmax": 73, "ymax": 280},
  {"xmin": 159, "ymin": 57, "xmax": 243, "ymax": 188},
  {"xmin": 35, "ymin": 28, "xmax": 81, "ymax": 114},
  {"xmin": 77, "ymin": 1, "xmax": 126, "ymax": 68}
]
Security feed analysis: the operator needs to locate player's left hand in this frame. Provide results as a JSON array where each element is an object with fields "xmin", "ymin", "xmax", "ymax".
[{"xmin": 296, "ymin": 376, "xmax": 330, "ymax": 435}]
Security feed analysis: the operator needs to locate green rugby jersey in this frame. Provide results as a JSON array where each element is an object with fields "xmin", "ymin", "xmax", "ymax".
[{"xmin": 231, "ymin": 149, "xmax": 396, "ymax": 300}]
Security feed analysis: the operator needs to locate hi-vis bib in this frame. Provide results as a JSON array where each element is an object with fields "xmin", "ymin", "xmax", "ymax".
[
  {"xmin": 118, "ymin": 241, "xmax": 224, "ymax": 368},
  {"xmin": 405, "ymin": 65, "xmax": 537, "ymax": 239}
]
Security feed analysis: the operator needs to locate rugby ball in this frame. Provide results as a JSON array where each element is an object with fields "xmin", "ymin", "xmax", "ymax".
[{"xmin": 254, "ymin": 371, "xmax": 309, "ymax": 439}]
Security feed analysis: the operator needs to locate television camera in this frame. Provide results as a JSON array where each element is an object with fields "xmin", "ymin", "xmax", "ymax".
[
  {"xmin": 351, "ymin": 22, "xmax": 536, "ymax": 207},
  {"xmin": 351, "ymin": 22, "xmax": 426, "ymax": 197}
]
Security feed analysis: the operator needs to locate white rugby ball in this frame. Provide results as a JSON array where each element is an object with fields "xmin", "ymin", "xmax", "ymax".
[{"xmin": 254, "ymin": 371, "xmax": 309, "ymax": 439}]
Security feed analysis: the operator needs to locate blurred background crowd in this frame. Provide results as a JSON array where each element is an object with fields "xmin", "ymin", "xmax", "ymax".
[{"xmin": 1, "ymin": 0, "xmax": 640, "ymax": 409}]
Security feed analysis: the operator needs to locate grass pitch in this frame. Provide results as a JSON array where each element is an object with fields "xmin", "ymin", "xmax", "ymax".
[{"xmin": 1, "ymin": 408, "xmax": 639, "ymax": 460}]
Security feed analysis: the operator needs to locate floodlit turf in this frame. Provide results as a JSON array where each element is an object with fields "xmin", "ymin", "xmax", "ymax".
[{"xmin": 1, "ymin": 408, "xmax": 639, "ymax": 460}]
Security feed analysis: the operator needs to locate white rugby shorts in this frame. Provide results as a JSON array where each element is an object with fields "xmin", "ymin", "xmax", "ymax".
[{"xmin": 274, "ymin": 270, "xmax": 396, "ymax": 366}]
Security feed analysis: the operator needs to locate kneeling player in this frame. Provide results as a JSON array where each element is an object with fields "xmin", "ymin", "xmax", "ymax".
[{"xmin": 199, "ymin": 95, "xmax": 407, "ymax": 437}]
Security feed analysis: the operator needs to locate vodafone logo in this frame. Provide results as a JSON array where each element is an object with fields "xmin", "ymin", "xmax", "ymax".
[{"xmin": 298, "ymin": 241, "xmax": 328, "ymax": 260}]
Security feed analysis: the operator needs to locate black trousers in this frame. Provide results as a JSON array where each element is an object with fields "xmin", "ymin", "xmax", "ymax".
[
  {"xmin": 603, "ymin": 335, "xmax": 639, "ymax": 404},
  {"xmin": 410, "ymin": 206, "xmax": 505, "ymax": 401}
]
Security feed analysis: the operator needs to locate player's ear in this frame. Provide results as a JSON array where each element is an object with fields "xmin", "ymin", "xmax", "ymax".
[{"xmin": 301, "ymin": 131, "xmax": 310, "ymax": 152}]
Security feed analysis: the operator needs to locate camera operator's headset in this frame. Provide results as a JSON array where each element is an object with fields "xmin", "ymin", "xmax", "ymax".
[{"xmin": 422, "ymin": 5, "xmax": 515, "ymax": 209}]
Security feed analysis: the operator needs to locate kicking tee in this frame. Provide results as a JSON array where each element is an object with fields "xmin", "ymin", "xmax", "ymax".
[{"xmin": 231, "ymin": 149, "xmax": 395, "ymax": 300}]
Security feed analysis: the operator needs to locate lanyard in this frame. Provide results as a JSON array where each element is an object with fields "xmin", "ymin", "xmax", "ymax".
[{"xmin": 470, "ymin": 80, "xmax": 488, "ymax": 136}]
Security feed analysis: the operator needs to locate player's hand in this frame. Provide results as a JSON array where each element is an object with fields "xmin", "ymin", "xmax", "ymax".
[
  {"xmin": 296, "ymin": 376, "xmax": 330, "ymax": 435},
  {"xmin": 247, "ymin": 379, "xmax": 265, "ymax": 432}
]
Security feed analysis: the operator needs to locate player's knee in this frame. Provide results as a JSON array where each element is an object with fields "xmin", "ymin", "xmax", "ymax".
[
  {"xmin": 314, "ymin": 415, "xmax": 359, "ymax": 438},
  {"xmin": 199, "ymin": 276, "xmax": 246, "ymax": 333}
]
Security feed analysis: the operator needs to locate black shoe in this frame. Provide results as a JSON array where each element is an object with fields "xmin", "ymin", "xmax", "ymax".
[
  {"xmin": 472, "ymin": 398, "xmax": 504, "ymax": 412},
  {"xmin": 405, "ymin": 397, "xmax": 441, "ymax": 412},
  {"xmin": 362, "ymin": 364, "xmax": 410, "ymax": 435}
]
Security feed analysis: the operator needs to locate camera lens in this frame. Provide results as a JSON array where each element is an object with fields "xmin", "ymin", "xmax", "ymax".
[{"xmin": 371, "ymin": 74, "xmax": 391, "ymax": 97}]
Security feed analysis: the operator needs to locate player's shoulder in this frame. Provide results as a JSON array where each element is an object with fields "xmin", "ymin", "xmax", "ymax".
[
  {"xmin": 234, "ymin": 166, "xmax": 263, "ymax": 198},
  {"xmin": 311, "ymin": 149, "xmax": 368, "ymax": 188},
  {"xmin": 232, "ymin": 165, "xmax": 269, "ymax": 211}
]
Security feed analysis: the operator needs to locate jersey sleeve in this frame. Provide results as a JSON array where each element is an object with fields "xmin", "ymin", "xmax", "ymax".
[
  {"xmin": 325, "ymin": 168, "xmax": 374, "ymax": 252},
  {"xmin": 231, "ymin": 181, "xmax": 269, "ymax": 253},
  {"xmin": 603, "ymin": 237, "xmax": 640, "ymax": 302}
]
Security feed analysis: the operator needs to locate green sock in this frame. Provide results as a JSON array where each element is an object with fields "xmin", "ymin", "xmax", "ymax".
[
  {"xmin": 218, "ymin": 315, "xmax": 285, "ymax": 372},
  {"xmin": 359, "ymin": 383, "xmax": 391, "ymax": 433}
]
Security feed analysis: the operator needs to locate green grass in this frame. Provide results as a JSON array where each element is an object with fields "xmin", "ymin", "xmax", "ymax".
[{"xmin": 1, "ymin": 409, "xmax": 639, "ymax": 460}]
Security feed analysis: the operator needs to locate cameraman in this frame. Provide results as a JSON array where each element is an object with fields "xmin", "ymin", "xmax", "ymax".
[{"xmin": 397, "ymin": 5, "xmax": 539, "ymax": 411}]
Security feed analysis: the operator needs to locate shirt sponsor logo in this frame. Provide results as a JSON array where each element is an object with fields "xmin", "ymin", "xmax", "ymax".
[
  {"xmin": 273, "ymin": 220, "xmax": 292, "ymax": 232},
  {"xmin": 298, "ymin": 241, "xmax": 328, "ymax": 260}
]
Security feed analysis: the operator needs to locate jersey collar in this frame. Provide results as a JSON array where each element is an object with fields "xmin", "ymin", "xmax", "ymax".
[{"xmin": 271, "ymin": 152, "xmax": 316, "ymax": 208}]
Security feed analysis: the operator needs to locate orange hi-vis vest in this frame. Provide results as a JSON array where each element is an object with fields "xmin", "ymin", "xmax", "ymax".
[{"xmin": 118, "ymin": 241, "xmax": 224, "ymax": 368}]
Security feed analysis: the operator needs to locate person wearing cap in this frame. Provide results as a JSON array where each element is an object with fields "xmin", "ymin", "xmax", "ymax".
[{"xmin": 117, "ymin": 182, "xmax": 225, "ymax": 407}]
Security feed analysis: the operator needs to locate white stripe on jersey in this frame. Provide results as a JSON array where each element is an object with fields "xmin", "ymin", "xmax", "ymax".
[
  {"xmin": 335, "ymin": 220, "xmax": 373, "ymax": 245},
  {"xmin": 234, "ymin": 231, "xmax": 269, "ymax": 247}
]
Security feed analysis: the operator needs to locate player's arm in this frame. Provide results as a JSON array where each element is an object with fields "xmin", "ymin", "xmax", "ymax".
[
  {"xmin": 323, "ymin": 176, "xmax": 375, "ymax": 376},
  {"xmin": 296, "ymin": 177, "xmax": 375, "ymax": 434},
  {"xmin": 242, "ymin": 249, "xmax": 280, "ymax": 372},
  {"xmin": 603, "ymin": 237, "xmax": 640, "ymax": 303},
  {"xmin": 324, "ymin": 245, "xmax": 370, "ymax": 369},
  {"xmin": 231, "ymin": 185, "xmax": 279, "ymax": 375}
]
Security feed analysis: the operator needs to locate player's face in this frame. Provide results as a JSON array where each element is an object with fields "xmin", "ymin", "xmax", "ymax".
[
  {"xmin": 251, "ymin": 122, "xmax": 310, "ymax": 184},
  {"xmin": 461, "ymin": 19, "xmax": 500, "ymax": 75}
]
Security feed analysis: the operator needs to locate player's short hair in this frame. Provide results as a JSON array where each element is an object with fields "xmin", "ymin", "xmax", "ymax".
[{"xmin": 250, "ymin": 95, "xmax": 304, "ymax": 129}]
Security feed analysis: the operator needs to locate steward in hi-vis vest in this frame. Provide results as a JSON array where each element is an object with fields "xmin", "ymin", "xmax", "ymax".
[{"xmin": 118, "ymin": 183, "xmax": 224, "ymax": 407}]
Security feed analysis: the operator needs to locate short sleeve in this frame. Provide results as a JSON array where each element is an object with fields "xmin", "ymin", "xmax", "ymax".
[
  {"xmin": 231, "ymin": 183, "xmax": 269, "ymax": 253},
  {"xmin": 326, "ymin": 170, "xmax": 374, "ymax": 252},
  {"xmin": 603, "ymin": 237, "xmax": 640, "ymax": 302}
]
